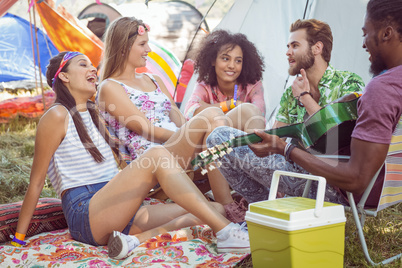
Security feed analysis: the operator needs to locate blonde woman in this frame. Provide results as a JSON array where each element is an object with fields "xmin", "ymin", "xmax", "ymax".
[{"xmin": 97, "ymin": 17, "xmax": 251, "ymax": 223}]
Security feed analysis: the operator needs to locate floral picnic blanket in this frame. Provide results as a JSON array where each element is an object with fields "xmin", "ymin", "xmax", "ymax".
[
  {"xmin": 0, "ymin": 196, "xmax": 249, "ymax": 268},
  {"xmin": 0, "ymin": 226, "xmax": 248, "ymax": 267}
]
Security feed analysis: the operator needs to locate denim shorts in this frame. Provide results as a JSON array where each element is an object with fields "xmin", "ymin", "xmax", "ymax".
[{"xmin": 61, "ymin": 181, "xmax": 135, "ymax": 246}]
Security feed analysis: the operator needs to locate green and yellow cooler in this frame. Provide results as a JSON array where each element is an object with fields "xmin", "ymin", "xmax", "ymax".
[{"xmin": 245, "ymin": 171, "xmax": 346, "ymax": 268}]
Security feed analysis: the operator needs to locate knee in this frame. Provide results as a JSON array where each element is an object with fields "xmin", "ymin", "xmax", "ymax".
[
  {"xmin": 145, "ymin": 145, "xmax": 172, "ymax": 160},
  {"xmin": 238, "ymin": 103, "xmax": 262, "ymax": 117},
  {"xmin": 194, "ymin": 107, "xmax": 227, "ymax": 128},
  {"xmin": 200, "ymin": 107, "xmax": 225, "ymax": 119},
  {"xmin": 206, "ymin": 126, "xmax": 234, "ymax": 147}
]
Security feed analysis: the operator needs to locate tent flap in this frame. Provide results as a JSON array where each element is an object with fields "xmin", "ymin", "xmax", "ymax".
[{"xmin": 0, "ymin": 13, "xmax": 59, "ymax": 83}]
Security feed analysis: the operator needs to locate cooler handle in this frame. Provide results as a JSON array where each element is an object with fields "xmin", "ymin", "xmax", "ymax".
[{"xmin": 268, "ymin": 170, "xmax": 326, "ymax": 218}]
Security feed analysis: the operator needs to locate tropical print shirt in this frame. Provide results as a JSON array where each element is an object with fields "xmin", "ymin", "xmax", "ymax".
[{"xmin": 276, "ymin": 64, "xmax": 365, "ymax": 124}]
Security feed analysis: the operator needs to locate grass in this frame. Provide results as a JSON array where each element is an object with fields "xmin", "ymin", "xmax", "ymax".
[
  {"xmin": 343, "ymin": 204, "xmax": 402, "ymax": 267},
  {"xmin": 1, "ymin": 116, "xmax": 401, "ymax": 267},
  {"xmin": 0, "ymin": 116, "xmax": 57, "ymax": 204}
]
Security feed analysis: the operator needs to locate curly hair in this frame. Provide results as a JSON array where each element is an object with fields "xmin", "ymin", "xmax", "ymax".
[{"xmin": 194, "ymin": 29, "xmax": 265, "ymax": 89}]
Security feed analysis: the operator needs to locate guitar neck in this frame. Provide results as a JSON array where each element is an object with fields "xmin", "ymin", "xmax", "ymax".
[
  {"xmin": 230, "ymin": 123, "xmax": 303, "ymax": 147},
  {"xmin": 192, "ymin": 97, "xmax": 359, "ymax": 171}
]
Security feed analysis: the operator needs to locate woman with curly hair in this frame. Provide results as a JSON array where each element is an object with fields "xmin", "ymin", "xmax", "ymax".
[{"xmin": 184, "ymin": 29, "xmax": 266, "ymax": 133}]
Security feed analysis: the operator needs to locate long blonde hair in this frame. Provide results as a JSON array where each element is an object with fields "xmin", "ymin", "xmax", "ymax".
[{"xmin": 100, "ymin": 17, "xmax": 147, "ymax": 81}]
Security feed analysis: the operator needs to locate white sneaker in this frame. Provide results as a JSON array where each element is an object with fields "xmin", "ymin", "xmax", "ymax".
[
  {"xmin": 216, "ymin": 222, "xmax": 250, "ymax": 253},
  {"xmin": 107, "ymin": 231, "xmax": 140, "ymax": 259}
]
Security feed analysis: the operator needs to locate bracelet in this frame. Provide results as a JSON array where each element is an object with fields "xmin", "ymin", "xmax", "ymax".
[
  {"xmin": 283, "ymin": 142, "xmax": 291, "ymax": 156},
  {"xmin": 284, "ymin": 143, "xmax": 296, "ymax": 162},
  {"xmin": 296, "ymin": 91, "xmax": 313, "ymax": 107},
  {"xmin": 233, "ymin": 85, "xmax": 238, "ymax": 106},
  {"xmin": 230, "ymin": 98, "xmax": 236, "ymax": 109},
  {"xmin": 10, "ymin": 232, "xmax": 26, "ymax": 247},
  {"xmin": 220, "ymin": 101, "xmax": 228, "ymax": 112}
]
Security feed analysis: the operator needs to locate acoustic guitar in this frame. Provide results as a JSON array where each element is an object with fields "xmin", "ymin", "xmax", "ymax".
[{"xmin": 192, "ymin": 97, "xmax": 359, "ymax": 174}]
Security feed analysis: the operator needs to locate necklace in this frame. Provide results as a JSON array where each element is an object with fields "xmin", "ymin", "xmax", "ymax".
[{"xmin": 211, "ymin": 86, "xmax": 236, "ymax": 101}]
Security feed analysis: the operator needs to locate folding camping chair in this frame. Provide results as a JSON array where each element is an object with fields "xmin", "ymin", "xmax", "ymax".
[{"xmin": 283, "ymin": 116, "xmax": 402, "ymax": 266}]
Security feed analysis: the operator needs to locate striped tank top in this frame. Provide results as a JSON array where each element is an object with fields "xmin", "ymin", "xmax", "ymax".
[{"xmin": 47, "ymin": 106, "xmax": 119, "ymax": 197}]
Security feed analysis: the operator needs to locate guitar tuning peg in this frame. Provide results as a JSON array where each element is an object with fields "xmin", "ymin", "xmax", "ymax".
[
  {"xmin": 226, "ymin": 148, "xmax": 233, "ymax": 154},
  {"xmin": 208, "ymin": 165, "xmax": 216, "ymax": 171},
  {"xmin": 201, "ymin": 167, "xmax": 208, "ymax": 175},
  {"xmin": 216, "ymin": 144, "xmax": 224, "ymax": 150},
  {"xmin": 219, "ymin": 151, "xmax": 226, "ymax": 157},
  {"xmin": 199, "ymin": 150, "xmax": 210, "ymax": 159},
  {"xmin": 212, "ymin": 154, "xmax": 219, "ymax": 160},
  {"xmin": 208, "ymin": 147, "xmax": 217, "ymax": 154},
  {"xmin": 216, "ymin": 161, "xmax": 222, "ymax": 167}
]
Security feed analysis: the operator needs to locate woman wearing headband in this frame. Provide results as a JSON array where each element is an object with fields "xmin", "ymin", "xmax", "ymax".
[
  {"xmin": 97, "ymin": 17, "xmax": 248, "ymax": 223},
  {"xmin": 11, "ymin": 51, "xmax": 250, "ymax": 259}
]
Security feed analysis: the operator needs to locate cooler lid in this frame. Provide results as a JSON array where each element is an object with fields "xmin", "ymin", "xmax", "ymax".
[
  {"xmin": 250, "ymin": 197, "xmax": 341, "ymax": 220},
  {"xmin": 246, "ymin": 197, "xmax": 346, "ymax": 231}
]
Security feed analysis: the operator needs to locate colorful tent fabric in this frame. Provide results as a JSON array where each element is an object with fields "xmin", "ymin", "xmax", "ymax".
[
  {"xmin": 0, "ymin": 91, "xmax": 56, "ymax": 123},
  {"xmin": 35, "ymin": 0, "xmax": 182, "ymax": 100},
  {"xmin": 137, "ymin": 40, "xmax": 182, "ymax": 100},
  {"xmin": 0, "ymin": 0, "xmax": 18, "ymax": 17},
  {"xmin": 1, "ymin": 1, "xmax": 183, "ymax": 122},
  {"xmin": 34, "ymin": 0, "xmax": 104, "ymax": 68},
  {"xmin": 0, "ymin": 13, "xmax": 59, "ymax": 83}
]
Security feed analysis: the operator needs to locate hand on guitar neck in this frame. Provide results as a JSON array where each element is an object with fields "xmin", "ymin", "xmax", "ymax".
[{"xmin": 192, "ymin": 93, "xmax": 361, "ymax": 174}]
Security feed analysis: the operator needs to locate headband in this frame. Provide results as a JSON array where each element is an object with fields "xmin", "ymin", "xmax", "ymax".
[
  {"xmin": 52, "ymin": 51, "xmax": 83, "ymax": 87},
  {"xmin": 128, "ymin": 23, "xmax": 151, "ymax": 40}
]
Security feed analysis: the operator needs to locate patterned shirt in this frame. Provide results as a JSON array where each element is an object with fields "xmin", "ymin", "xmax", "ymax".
[
  {"xmin": 276, "ymin": 64, "xmax": 365, "ymax": 124},
  {"xmin": 98, "ymin": 74, "xmax": 178, "ymax": 161}
]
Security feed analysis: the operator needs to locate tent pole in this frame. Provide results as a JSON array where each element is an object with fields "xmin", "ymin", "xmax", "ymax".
[
  {"xmin": 32, "ymin": 3, "xmax": 47, "ymax": 111},
  {"xmin": 28, "ymin": 0, "xmax": 39, "ymax": 96},
  {"xmin": 173, "ymin": 0, "xmax": 217, "ymax": 101}
]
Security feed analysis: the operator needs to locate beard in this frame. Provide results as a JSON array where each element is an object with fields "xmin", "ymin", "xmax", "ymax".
[
  {"xmin": 369, "ymin": 53, "xmax": 387, "ymax": 77},
  {"xmin": 288, "ymin": 48, "xmax": 315, "ymax": 76}
]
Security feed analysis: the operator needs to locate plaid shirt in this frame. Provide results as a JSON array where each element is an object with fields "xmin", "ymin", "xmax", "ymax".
[{"xmin": 276, "ymin": 64, "xmax": 365, "ymax": 124}]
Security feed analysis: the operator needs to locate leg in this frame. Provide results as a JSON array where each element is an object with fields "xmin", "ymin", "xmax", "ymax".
[
  {"xmin": 164, "ymin": 107, "xmax": 228, "ymax": 169},
  {"xmin": 226, "ymin": 103, "xmax": 265, "ymax": 133},
  {"xmin": 89, "ymin": 146, "xmax": 230, "ymax": 245},
  {"xmin": 129, "ymin": 202, "xmax": 225, "ymax": 242},
  {"xmin": 207, "ymin": 126, "xmax": 349, "ymax": 205},
  {"xmin": 206, "ymin": 126, "xmax": 271, "ymax": 203},
  {"xmin": 207, "ymin": 168, "xmax": 234, "ymax": 205},
  {"xmin": 164, "ymin": 106, "xmax": 237, "ymax": 208}
]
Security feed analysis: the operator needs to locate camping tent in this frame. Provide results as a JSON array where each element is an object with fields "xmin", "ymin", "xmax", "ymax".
[
  {"xmin": 30, "ymin": 0, "xmax": 183, "ymax": 100},
  {"xmin": 181, "ymin": 0, "xmax": 371, "ymax": 126},
  {"xmin": 78, "ymin": 1, "xmax": 210, "ymax": 62},
  {"xmin": 0, "ymin": 13, "xmax": 59, "ymax": 86}
]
